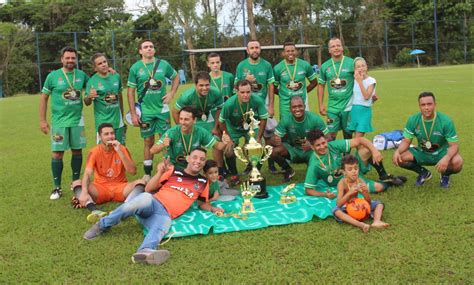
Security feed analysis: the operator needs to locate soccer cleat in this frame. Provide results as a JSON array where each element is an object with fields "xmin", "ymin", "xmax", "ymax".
[
  {"xmin": 415, "ymin": 171, "xmax": 432, "ymax": 186},
  {"xmin": 83, "ymin": 222, "xmax": 104, "ymax": 240},
  {"xmin": 86, "ymin": 210, "xmax": 108, "ymax": 224},
  {"xmin": 229, "ymin": 175, "xmax": 240, "ymax": 187},
  {"xmin": 440, "ymin": 174, "xmax": 450, "ymax": 188},
  {"xmin": 71, "ymin": 196, "xmax": 85, "ymax": 209},
  {"xmin": 50, "ymin": 187, "xmax": 62, "ymax": 200},
  {"xmin": 282, "ymin": 168, "xmax": 296, "ymax": 183},
  {"xmin": 132, "ymin": 248, "xmax": 170, "ymax": 265},
  {"xmin": 379, "ymin": 174, "xmax": 404, "ymax": 186}
]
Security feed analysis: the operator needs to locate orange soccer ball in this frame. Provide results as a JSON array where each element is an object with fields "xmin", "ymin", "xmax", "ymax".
[{"xmin": 346, "ymin": 198, "xmax": 371, "ymax": 221}]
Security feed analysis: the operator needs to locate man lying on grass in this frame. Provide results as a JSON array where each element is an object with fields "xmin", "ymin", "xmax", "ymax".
[{"xmin": 83, "ymin": 147, "xmax": 224, "ymax": 265}]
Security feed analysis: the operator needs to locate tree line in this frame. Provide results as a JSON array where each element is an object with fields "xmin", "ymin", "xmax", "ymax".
[{"xmin": 0, "ymin": 0, "xmax": 472, "ymax": 96}]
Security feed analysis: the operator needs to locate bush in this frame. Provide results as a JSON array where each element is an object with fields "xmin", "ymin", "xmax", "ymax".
[
  {"xmin": 443, "ymin": 48, "xmax": 465, "ymax": 64},
  {"xmin": 394, "ymin": 47, "xmax": 413, "ymax": 66}
]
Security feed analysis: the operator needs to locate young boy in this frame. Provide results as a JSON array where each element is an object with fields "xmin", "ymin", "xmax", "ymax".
[
  {"xmin": 204, "ymin": 160, "xmax": 220, "ymax": 201},
  {"xmin": 333, "ymin": 155, "xmax": 390, "ymax": 233}
]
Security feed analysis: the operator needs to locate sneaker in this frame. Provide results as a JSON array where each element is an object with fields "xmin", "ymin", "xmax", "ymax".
[
  {"xmin": 142, "ymin": 174, "xmax": 151, "ymax": 184},
  {"xmin": 415, "ymin": 171, "xmax": 432, "ymax": 186},
  {"xmin": 229, "ymin": 175, "xmax": 240, "ymax": 187},
  {"xmin": 440, "ymin": 174, "xmax": 450, "ymax": 188},
  {"xmin": 71, "ymin": 196, "xmax": 85, "ymax": 209},
  {"xmin": 87, "ymin": 210, "xmax": 108, "ymax": 224},
  {"xmin": 50, "ymin": 187, "xmax": 62, "ymax": 200},
  {"xmin": 132, "ymin": 248, "xmax": 170, "ymax": 265},
  {"xmin": 283, "ymin": 168, "xmax": 296, "ymax": 183},
  {"xmin": 83, "ymin": 222, "xmax": 104, "ymax": 240},
  {"xmin": 379, "ymin": 174, "xmax": 404, "ymax": 186}
]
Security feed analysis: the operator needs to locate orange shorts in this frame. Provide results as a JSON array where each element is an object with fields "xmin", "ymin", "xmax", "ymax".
[{"xmin": 93, "ymin": 182, "xmax": 128, "ymax": 204}]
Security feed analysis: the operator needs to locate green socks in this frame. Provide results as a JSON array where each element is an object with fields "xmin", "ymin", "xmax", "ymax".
[
  {"xmin": 71, "ymin": 154, "xmax": 82, "ymax": 181},
  {"xmin": 51, "ymin": 158, "xmax": 63, "ymax": 188}
]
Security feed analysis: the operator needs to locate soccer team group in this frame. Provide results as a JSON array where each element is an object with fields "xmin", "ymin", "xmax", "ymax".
[{"xmin": 38, "ymin": 37, "xmax": 464, "ymax": 265}]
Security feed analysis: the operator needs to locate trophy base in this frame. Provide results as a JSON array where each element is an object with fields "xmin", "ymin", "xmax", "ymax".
[
  {"xmin": 240, "ymin": 201, "xmax": 255, "ymax": 214},
  {"xmin": 250, "ymin": 179, "xmax": 268, "ymax": 199}
]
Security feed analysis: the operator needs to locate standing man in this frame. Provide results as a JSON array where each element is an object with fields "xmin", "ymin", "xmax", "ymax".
[
  {"xmin": 83, "ymin": 147, "xmax": 223, "ymax": 265},
  {"xmin": 127, "ymin": 39, "xmax": 180, "ymax": 181},
  {"xmin": 172, "ymin": 71, "xmax": 223, "ymax": 133},
  {"xmin": 234, "ymin": 39, "xmax": 275, "ymax": 117},
  {"xmin": 273, "ymin": 42, "xmax": 318, "ymax": 119},
  {"xmin": 207, "ymin": 52, "xmax": 234, "ymax": 102},
  {"xmin": 269, "ymin": 96, "xmax": 328, "ymax": 182},
  {"xmin": 39, "ymin": 46, "xmax": 89, "ymax": 200},
  {"xmin": 218, "ymin": 80, "xmax": 269, "ymax": 185},
  {"xmin": 75, "ymin": 123, "xmax": 145, "ymax": 223},
  {"xmin": 152, "ymin": 107, "xmax": 232, "ymax": 169},
  {"xmin": 85, "ymin": 53, "xmax": 126, "ymax": 144},
  {"xmin": 393, "ymin": 92, "xmax": 463, "ymax": 188},
  {"xmin": 317, "ymin": 37, "xmax": 354, "ymax": 140}
]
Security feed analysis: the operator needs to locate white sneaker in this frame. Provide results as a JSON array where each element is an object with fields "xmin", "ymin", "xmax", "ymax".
[
  {"xmin": 50, "ymin": 187, "xmax": 62, "ymax": 200},
  {"xmin": 142, "ymin": 174, "xmax": 151, "ymax": 183}
]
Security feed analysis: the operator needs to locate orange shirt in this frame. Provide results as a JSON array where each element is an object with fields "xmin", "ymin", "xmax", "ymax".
[
  {"xmin": 86, "ymin": 145, "xmax": 132, "ymax": 184},
  {"xmin": 153, "ymin": 166, "xmax": 209, "ymax": 219}
]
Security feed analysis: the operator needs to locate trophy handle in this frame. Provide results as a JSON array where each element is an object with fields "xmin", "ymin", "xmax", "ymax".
[
  {"xmin": 260, "ymin": 145, "xmax": 273, "ymax": 163},
  {"xmin": 234, "ymin": 146, "xmax": 249, "ymax": 164}
]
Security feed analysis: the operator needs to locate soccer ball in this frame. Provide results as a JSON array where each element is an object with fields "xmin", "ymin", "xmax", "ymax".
[{"xmin": 346, "ymin": 198, "xmax": 371, "ymax": 221}]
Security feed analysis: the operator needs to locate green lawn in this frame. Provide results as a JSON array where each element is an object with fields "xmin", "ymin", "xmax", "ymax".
[{"xmin": 0, "ymin": 64, "xmax": 472, "ymax": 283}]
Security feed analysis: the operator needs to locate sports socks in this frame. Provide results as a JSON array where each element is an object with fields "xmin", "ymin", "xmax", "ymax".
[
  {"xmin": 51, "ymin": 158, "xmax": 63, "ymax": 188},
  {"xmin": 273, "ymin": 156, "xmax": 291, "ymax": 171},
  {"xmin": 370, "ymin": 160, "xmax": 388, "ymax": 178},
  {"xmin": 144, "ymin": 160, "xmax": 153, "ymax": 176},
  {"xmin": 71, "ymin": 154, "xmax": 82, "ymax": 181},
  {"xmin": 225, "ymin": 155, "xmax": 238, "ymax": 176},
  {"xmin": 400, "ymin": 161, "xmax": 427, "ymax": 174}
]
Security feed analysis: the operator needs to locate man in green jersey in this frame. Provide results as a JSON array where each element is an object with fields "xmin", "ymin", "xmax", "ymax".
[
  {"xmin": 151, "ymin": 107, "xmax": 232, "ymax": 168},
  {"xmin": 317, "ymin": 37, "xmax": 354, "ymax": 140},
  {"xmin": 273, "ymin": 42, "xmax": 318, "ymax": 120},
  {"xmin": 127, "ymin": 39, "xmax": 180, "ymax": 181},
  {"xmin": 234, "ymin": 40, "xmax": 275, "ymax": 117},
  {"xmin": 39, "ymin": 46, "xmax": 89, "ymax": 200},
  {"xmin": 270, "ymin": 96, "xmax": 328, "ymax": 182},
  {"xmin": 304, "ymin": 130, "xmax": 404, "ymax": 199},
  {"xmin": 173, "ymin": 71, "xmax": 223, "ymax": 133},
  {"xmin": 207, "ymin": 52, "xmax": 234, "ymax": 102},
  {"xmin": 85, "ymin": 53, "xmax": 126, "ymax": 144},
  {"xmin": 393, "ymin": 92, "xmax": 463, "ymax": 188},
  {"xmin": 219, "ymin": 80, "xmax": 269, "ymax": 185}
]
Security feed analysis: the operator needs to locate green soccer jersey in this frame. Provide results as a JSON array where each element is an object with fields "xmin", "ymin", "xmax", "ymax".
[
  {"xmin": 275, "ymin": 111, "xmax": 328, "ymax": 149},
  {"xmin": 209, "ymin": 181, "xmax": 220, "ymax": 197},
  {"xmin": 127, "ymin": 58, "xmax": 177, "ymax": 119},
  {"xmin": 274, "ymin": 58, "xmax": 317, "ymax": 118},
  {"xmin": 403, "ymin": 112, "xmax": 458, "ymax": 153},
  {"xmin": 41, "ymin": 68, "xmax": 89, "ymax": 127},
  {"xmin": 318, "ymin": 56, "xmax": 354, "ymax": 113},
  {"xmin": 234, "ymin": 58, "xmax": 275, "ymax": 100},
  {"xmin": 86, "ymin": 73, "xmax": 123, "ymax": 131},
  {"xmin": 304, "ymin": 139, "xmax": 350, "ymax": 189},
  {"xmin": 210, "ymin": 71, "xmax": 234, "ymax": 100},
  {"xmin": 158, "ymin": 125, "xmax": 217, "ymax": 168},
  {"xmin": 218, "ymin": 94, "xmax": 269, "ymax": 132},
  {"xmin": 175, "ymin": 86, "xmax": 223, "ymax": 126}
]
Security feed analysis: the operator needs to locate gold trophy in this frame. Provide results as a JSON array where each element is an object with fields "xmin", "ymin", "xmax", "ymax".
[
  {"xmin": 234, "ymin": 109, "xmax": 273, "ymax": 199},
  {"xmin": 279, "ymin": 183, "xmax": 297, "ymax": 204},
  {"xmin": 240, "ymin": 181, "xmax": 258, "ymax": 214}
]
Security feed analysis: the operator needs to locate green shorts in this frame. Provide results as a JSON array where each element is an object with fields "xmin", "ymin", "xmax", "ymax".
[
  {"xmin": 347, "ymin": 105, "xmax": 374, "ymax": 133},
  {"xmin": 228, "ymin": 128, "xmax": 255, "ymax": 145},
  {"xmin": 283, "ymin": 142, "xmax": 312, "ymax": 163},
  {"xmin": 409, "ymin": 147, "xmax": 447, "ymax": 166},
  {"xmin": 96, "ymin": 126, "xmax": 127, "ymax": 145},
  {"xmin": 327, "ymin": 110, "xmax": 351, "ymax": 133},
  {"xmin": 140, "ymin": 112, "xmax": 171, "ymax": 138},
  {"xmin": 51, "ymin": 125, "xmax": 86, "ymax": 151}
]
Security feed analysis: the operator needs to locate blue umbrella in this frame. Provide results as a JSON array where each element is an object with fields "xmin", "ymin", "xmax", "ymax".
[{"xmin": 410, "ymin": 49, "xmax": 426, "ymax": 67}]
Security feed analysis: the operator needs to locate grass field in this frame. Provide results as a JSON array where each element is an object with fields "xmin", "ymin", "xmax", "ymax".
[{"xmin": 0, "ymin": 65, "xmax": 473, "ymax": 283}]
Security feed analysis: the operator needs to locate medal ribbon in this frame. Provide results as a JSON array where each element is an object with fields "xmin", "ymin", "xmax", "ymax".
[
  {"xmin": 141, "ymin": 59, "xmax": 156, "ymax": 80},
  {"xmin": 421, "ymin": 113, "xmax": 437, "ymax": 143},
  {"xmin": 331, "ymin": 56, "xmax": 345, "ymax": 80},
  {"xmin": 315, "ymin": 152, "xmax": 332, "ymax": 174},
  {"xmin": 61, "ymin": 68, "xmax": 76, "ymax": 91},
  {"xmin": 196, "ymin": 90, "xmax": 208, "ymax": 117},
  {"xmin": 210, "ymin": 72, "xmax": 224, "ymax": 92},
  {"xmin": 180, "ymin": 126, "xmax": 194, "ymax": 156},
  {"xmin": 284, "ymin": 59, "xmax": 298, "ymax": 82},
  {"xmin": 238, "ymin": 99, "xmax": 250, "ymax": 127}
]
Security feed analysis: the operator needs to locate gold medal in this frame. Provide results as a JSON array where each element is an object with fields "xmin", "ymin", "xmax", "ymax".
[
  {"xmin": 149, "ymin": 78, "xmax": 157, "ymax": 86},
  {"xmin": 334, "ymin": 77, "xmax": 341, "ymax": 85},
  {"xmin": 327, "ymin": 175, "xmax": 334, "ymax": 183},
  {"xmin": 331, "ymin": 56, "xmax": 345, "ymax": 87},
  {"xmin": 201, "ymin": 114, "xmax": 207, "ymax": 121},
  {"xmin": 425, "ymin": 141, "xmax": 432, "ymax": 149},
  {"xmin": 243, "ymin": 122, "xmax": 249, "ymax": 130}
]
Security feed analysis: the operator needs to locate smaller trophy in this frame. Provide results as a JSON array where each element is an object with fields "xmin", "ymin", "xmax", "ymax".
[
  {"xmin": 279, "ymin": 183, "xmax": 297, "ymax": 204},
  {"xmin": 240, "ymin": 181, "xmax": 259, "ymax": 214}
]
